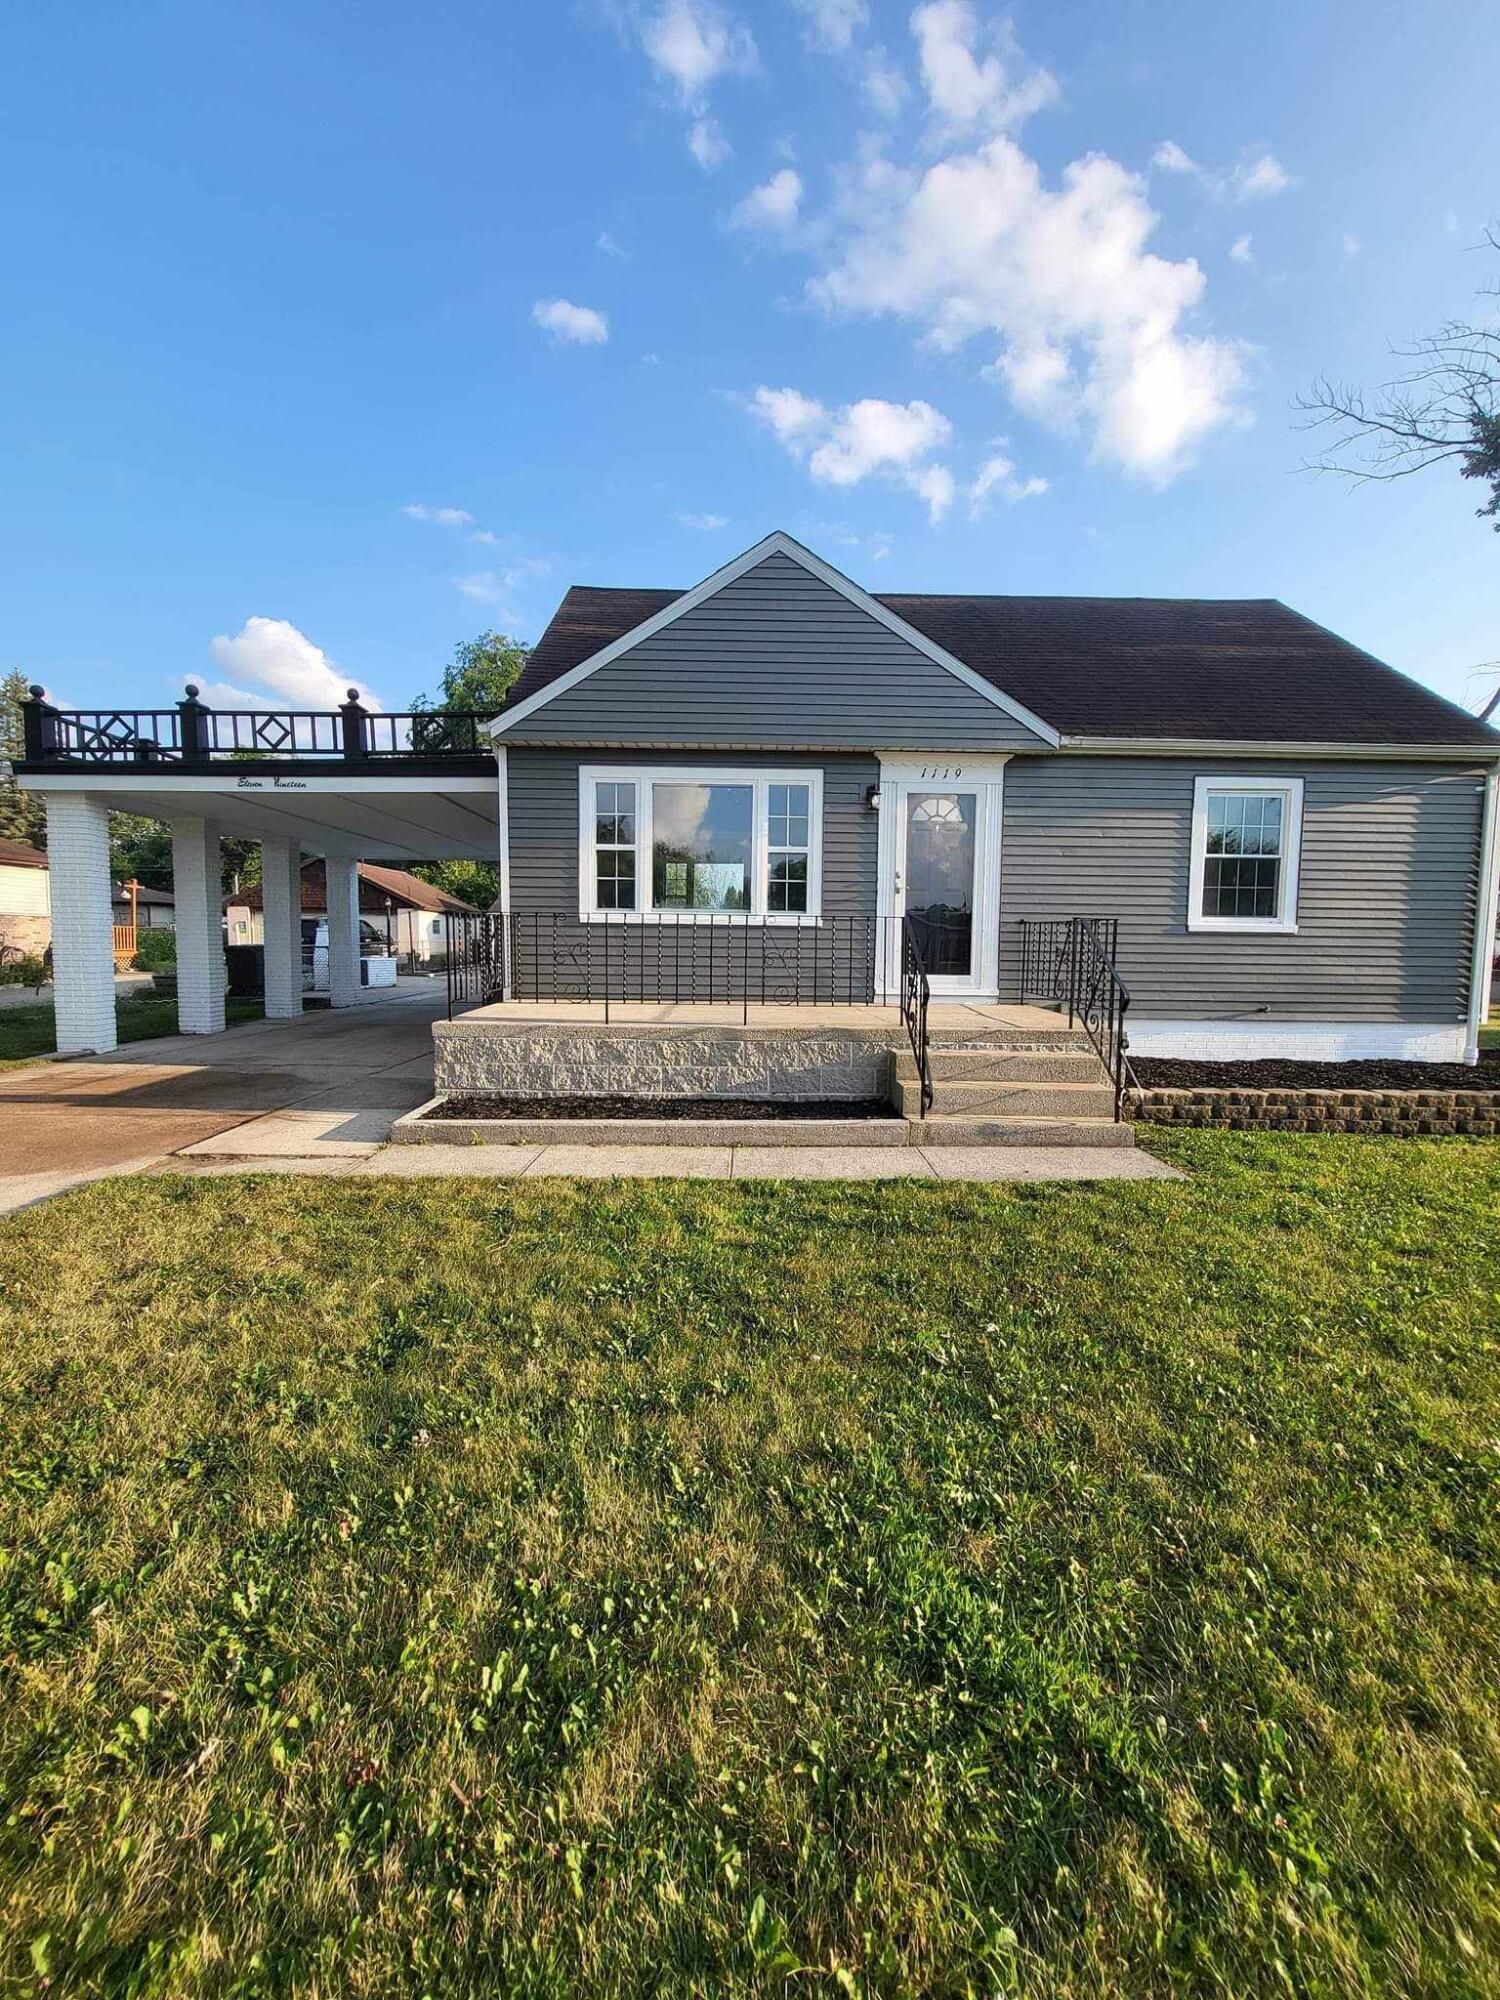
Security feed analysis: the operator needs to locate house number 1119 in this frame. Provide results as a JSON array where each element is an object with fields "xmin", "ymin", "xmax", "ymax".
[{"xmin": 917, "ymin": 764, "xmax": 963, "ymax": 779}]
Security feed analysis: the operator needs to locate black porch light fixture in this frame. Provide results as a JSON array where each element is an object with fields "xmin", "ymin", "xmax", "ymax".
[{"xmin": 864, "ymin": 783, "xmax": 881, "ymax": 813}]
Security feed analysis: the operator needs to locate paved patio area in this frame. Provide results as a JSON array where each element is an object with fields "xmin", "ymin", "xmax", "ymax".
[{"xmin": 0, "ymin": 985, "xmax": 1178, "ymax": 1212}]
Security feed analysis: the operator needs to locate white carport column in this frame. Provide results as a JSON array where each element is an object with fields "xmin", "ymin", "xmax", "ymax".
[
  {"xmin": 172, "ymin": 816, "xmax": 227, "ymax": 1035},
  {"xmin": 324, "ymin": 856, "xmax": 362, "ymax": 1008},
  {"xmin": 260, "ymin": 836, "xmax": 304, "ymax": 1020},
  {"xmin": 45, "ymin": 793, "xmax": 118, "ymax": 1054}
]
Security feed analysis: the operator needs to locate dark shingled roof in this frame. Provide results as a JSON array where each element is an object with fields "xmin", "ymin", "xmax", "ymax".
[{"xmin": 504, "ymin": 584, "xmax": 1500, "ymax": 748}]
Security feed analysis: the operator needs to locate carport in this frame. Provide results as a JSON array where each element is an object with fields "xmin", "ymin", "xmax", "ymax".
[{"xmin": 13, "ymin": 686, "xmax": 501, "ymax": 1053}]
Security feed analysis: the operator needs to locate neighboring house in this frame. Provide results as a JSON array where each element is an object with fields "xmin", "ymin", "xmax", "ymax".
[
  {"xmin": 0, "ymin": 837, "xmax": 173, "ymax": 957},
  {"xmin": 225, "ymin": 859, "xmax": 477, "ymax": 963},
  {"xmin": 0, "ymin": 838, "xmax": 51, "ymax": 957},
  {"xmin": 13, "ymin": 531, "xmax": 1500, "ymax": 1067}
]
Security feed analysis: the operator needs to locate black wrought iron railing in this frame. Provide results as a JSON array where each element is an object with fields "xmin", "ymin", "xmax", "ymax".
[
  {"xmin": 1018, "ymin": 916, "xmax": 1136, "ymax": 1119},
  {"xmin": 441, "ymin": 910, "xmax": 943, "ymax": 1046},
  {"xmin": 900, "ymin": 914, "xmax": 933, "ymax": 1117},
  {"xmin": 19, "ymin": 686, "xmax": 496, "ymax": 768}
]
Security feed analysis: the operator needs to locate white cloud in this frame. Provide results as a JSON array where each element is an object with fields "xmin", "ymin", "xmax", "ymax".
[
  {"xmin": 636, "ymin": 0, "xmax": 755, "ymax": 166},
  {"xmin": 791, "ymin": 0, "xmax": 868, "ymax": 53},
  {"xmin": 205, "ymin": 617, "xmax": 380, "ymax": 712},
  {"xmin": 1229, "ymin": 233, "xmax": 1253, "ymax": 264},
  {"xmin": 678, "ymin": 510, "xmax": 729, "ymax": 529},
  {"xmin": 969, "ymin": 448, "xmax": 1048, "ymax": 515},
  {"xmin": 1341, "ymin": 231, "xmax": 1361, "ymax": 257},
  {"xmin": 1231, "ymin": 149, "xmax": 1292, "ymax": 200},
  {"xmin": 730, "ymin": 167, "xmax": 803, "ymax": 232},
  {"xmin": 911, "ymin": 0, "xmax": 1058, "ymax": 132},
  {"xmin": 403, "ymin": 503, "xmax": 475, "ymax": 528},
  {"xmin": 641, "ymin": 0, "xmax": 756, "ymax": 100},
  {"xmin": 688, "ymin": 115, "xmax": 731, "ymax": 168},
  {"xmin": 1151, "ymin": 139, "xmax": 1197, "ymax": 175},
  {"xmin": 596, "ymin": 230, "xmax": 630, "ymax": 259},
  {"xmin": 862, "ymin": 50, "xmax": 909, "ymax": 118},
  {"xmin": 532, "ymin": 298, "xmax": 610, "ymax": 345},
  {"xmin": 749, "ymin": 386, "xmax": 957, "ymax": 520},
  {"xmin": 453, "ymin": 556, "xmax": 552, "ymax": 612},
  {"xmin": 1153, "ymin": 138, "xmax": 1293, "ymax": 203},
  {"xmin": 807, "ymin": 32, "xmax": 1248, "ymax": 484}
]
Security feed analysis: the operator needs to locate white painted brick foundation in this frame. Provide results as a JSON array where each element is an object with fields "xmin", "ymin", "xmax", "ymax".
[
  {"xmin": 260, "ymin": 837, "xmax": 303, "ymax": 1020},
  {"xmin": 44, "ymin": 793, "xmax": 117, "ymax": 1054},
  {"xmin": 172, "ymin": 817, "xmax": 226, "ymax": 1035}
]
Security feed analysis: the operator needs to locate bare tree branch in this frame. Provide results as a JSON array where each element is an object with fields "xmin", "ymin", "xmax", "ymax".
[{"xmin": 1297, "ymin": 234, "xmax": 1500, "ymax": 527}]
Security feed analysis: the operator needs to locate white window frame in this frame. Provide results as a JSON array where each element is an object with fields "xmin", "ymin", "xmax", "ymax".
[
  {"xmin": 1188, "ymin": 775, "xmax": 1304, "ymax": 934},
  {"xmin": 577, "ymin": 764, "xmax": 824, "ymax": 923}
]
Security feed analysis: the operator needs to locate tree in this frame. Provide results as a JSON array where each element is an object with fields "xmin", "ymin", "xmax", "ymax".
[
  {"xmin": 411, "ymin": 629, "xmax": 529, "ymax": 714},
  {"xmin": 1299, "ymin": 229, "xmax": 1500, "ymax": 529},
  {"xmin": 0, "ymin": 670, "xmax": 48, "ymax": 848},
  {"xmin": 406, "ymin": 630, "xmax": 531, "ymax": 908}
]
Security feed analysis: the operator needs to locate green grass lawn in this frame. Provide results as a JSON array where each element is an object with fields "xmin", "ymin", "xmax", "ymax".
[
  {"xmin": 0, "ymin": 993, "xmax": 263, "ymax": 1068},
  {"xmin": 2, "ymin": 1134, "xmax": 1498, "ymax": 1997}
]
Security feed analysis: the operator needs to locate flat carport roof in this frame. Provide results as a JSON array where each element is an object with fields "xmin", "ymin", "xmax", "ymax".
[{"xmin": 17, "ymin": 768, "xmax": 501, "ymax": 862}]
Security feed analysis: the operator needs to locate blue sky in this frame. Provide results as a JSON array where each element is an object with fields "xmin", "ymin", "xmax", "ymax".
[{"xmin": 2, "ymin": 0, "xmax": 1495, "ymax": 718}]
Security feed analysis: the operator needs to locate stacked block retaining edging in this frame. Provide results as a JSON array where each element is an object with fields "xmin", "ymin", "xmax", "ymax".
[{"xmin": 1130, "ymin": 1086, "xmax": 1500, "ymax": 1136}]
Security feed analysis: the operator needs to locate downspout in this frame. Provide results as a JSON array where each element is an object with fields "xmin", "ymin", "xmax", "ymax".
[{"xmin": 1464, "ymin": 764, "xmax": 1500, "ymax": 1064}]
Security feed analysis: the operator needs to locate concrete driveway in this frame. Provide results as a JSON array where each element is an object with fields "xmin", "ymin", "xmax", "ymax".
[{"xmin": 0, "ymin": 984, "xmax": 444, "ymax": 1211}]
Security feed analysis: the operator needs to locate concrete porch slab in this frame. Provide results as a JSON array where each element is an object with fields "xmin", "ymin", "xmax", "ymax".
[{"xmin": 176, "ymin": 1106, "xmax": 401, "ymax": 1157}]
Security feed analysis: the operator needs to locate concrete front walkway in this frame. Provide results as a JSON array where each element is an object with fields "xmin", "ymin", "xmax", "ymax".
[{"xmin": 0, "ymin": 986, "xmax": 1180, "ymax": 1211}]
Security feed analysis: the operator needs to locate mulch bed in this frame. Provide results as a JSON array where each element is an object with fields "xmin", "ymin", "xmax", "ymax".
[
  {"xmin": 426, "ymin": 1094, "xmax": 896, "ymax": 1121},
  {"xmin": 1132, "ymin": 1053, "xmax": 1500, "ymax": 1093}
]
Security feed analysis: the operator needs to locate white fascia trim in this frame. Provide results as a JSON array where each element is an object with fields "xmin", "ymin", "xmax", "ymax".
[
  {"xmin": 1060, "ymin": 736, "xmax": 1500, "ymax": 762},
  {"xmin": 576, "ymin": 761, "xmax": 825, "ymax": 924},
  {"xmin": 494, "ymin": 746, "xmax": 511, "ymax": 915},
  {"xmin": 1128, "ymin": 1019, "xmax": 1468, "ymax": 1063},
  {"xmin": 490, "ymin": 530, "xmax": 1062, "ymax": 748},
  {"xmin": 1464, "ymin": 765, "xmax": 1500, "ymax": 1062},
  {"xmin": 1187, "ymin": 774, "xmax": 1303, "ymax": 935},
  {"xmin": 16, "ymin": 772, "xmax": 498, "ymax": 794}
]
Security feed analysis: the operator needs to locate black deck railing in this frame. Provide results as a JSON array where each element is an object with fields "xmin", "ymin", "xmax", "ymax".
[
  {"xmin": 19, "ymin": 686, "xmax": 496, "ymax": 768},
  {"xmin": 1018, "ymin": 916, "xmax": 1136, "ymax": 1119},
  {"xmin": 443, "ymin": 906, "xmax": 939, "ymax": 1056}
]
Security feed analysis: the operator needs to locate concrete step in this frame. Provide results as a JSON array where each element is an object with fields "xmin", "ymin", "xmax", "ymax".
[
  {"xmin": 925, "ymin": 1026, "xmax": 1092, "ymax": 1049},
  {"xmin": 896, "ymin": 1047, "xmax": 1110, "ymax": 1084},
  {"xmin": 911, "ymin": 1113, "xmax": 1135, "ymax": 1149},
  {"xmin": 894, "ymin": 1078, "xmax": 1117, "ymax": 1118}
]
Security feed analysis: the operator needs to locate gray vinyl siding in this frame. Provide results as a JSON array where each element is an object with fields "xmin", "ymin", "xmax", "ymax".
[
  {"xmin": 506, "ymin": 552, "xmax": 1048, "ymax": 751},
  {"xmin": 999, "ymin": 757, "xmax": 1486, "ymax": 1023},
  {"xmin": 505, "ymin": 748, "xmax": 882, "ymax": 1001}
]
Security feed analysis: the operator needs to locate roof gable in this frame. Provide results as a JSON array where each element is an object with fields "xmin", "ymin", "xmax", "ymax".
[
  {"xmin": 493, "ymin": 531, "xmax": 1060, "ymax": 748},
  {"xmin": 506, "ymin": 554, "xmax": 1500, "ymax": 752}
]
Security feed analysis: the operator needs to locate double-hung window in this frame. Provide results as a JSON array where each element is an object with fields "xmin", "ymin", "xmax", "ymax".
[
  {"xmin": 1188, "ymin": 776, "xmax": 1303, "ymax": 932},
  {"xmin": 580, "ymin": 767, "xmax": 822, "ymax": 920}
]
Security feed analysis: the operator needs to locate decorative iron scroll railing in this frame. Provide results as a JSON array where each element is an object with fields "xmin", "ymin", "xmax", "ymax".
[
  {"xmin": 1018, "ymin": 915, "xmax": 1136, "ymax": 1120},
  {"xmin": 19, "ymin": 686, "xmax": 496, "ymax": 767},
  {"xmin": 442, "ymin": 910, "xmax": 939, "ymax": 1091}
]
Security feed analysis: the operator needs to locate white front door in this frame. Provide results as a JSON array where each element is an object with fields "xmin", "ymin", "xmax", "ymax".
[{"xmin": 877, "ymin": 756, "xmax": 1006, "ymax": 999}]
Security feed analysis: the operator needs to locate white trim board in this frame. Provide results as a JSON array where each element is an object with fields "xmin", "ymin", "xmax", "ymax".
[
  {"xmin": 1060, "ymin": 737, "xmax": 1500, "ymax": 762},
  {"xmin": 490, "ymin": 531, "xmax": 1062, "ymax": 748},
  {"xmin": 1127, "ymin": 1019, "xmax": 1468, "ymax": 1063},
  {"xmin": 1465, "ymin": 765, "xmax": 1500, "ymax": 1063}
]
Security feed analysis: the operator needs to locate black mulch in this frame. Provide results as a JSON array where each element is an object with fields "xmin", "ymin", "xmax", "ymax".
[
  {"xmin": 426, "ymin": 1095, "xmax": 897, "ymax": 1121},
  {"xmin": 1131, "ymin": 1051, "xmax": 1500, "ymax": 1092}
]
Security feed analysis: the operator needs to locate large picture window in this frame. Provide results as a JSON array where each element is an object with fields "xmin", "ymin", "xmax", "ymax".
[
  {"xmin": 1188, "ymin": 776, "xmax": 1303, "ymax": 933},
  {"xmin": 579, "ymin": 767, "xmax": 822, "ymax": 921}
]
